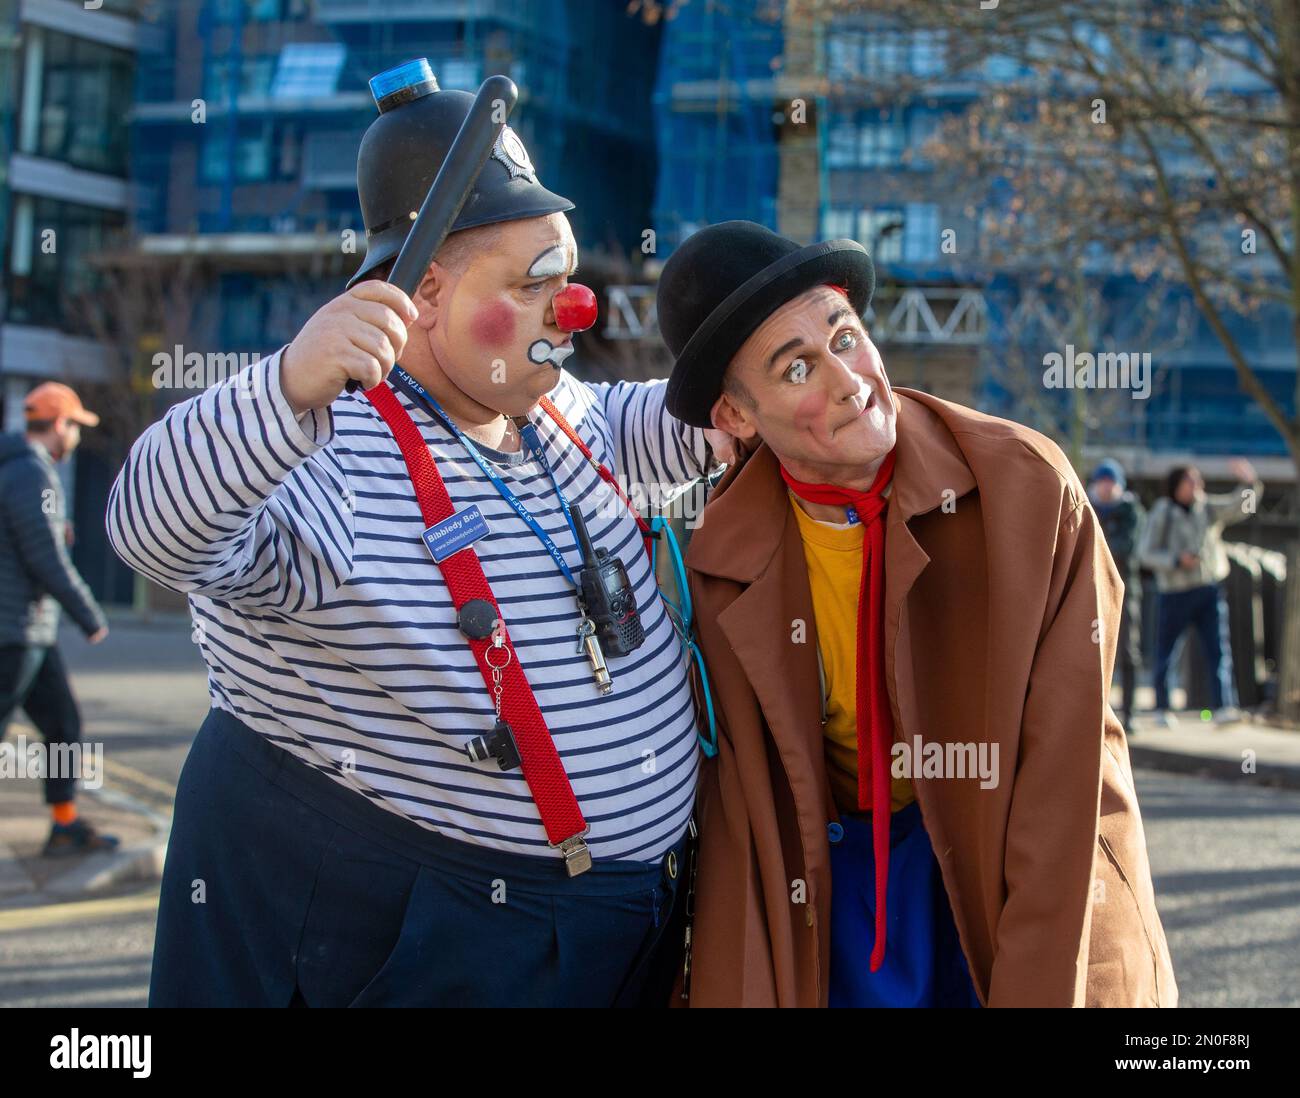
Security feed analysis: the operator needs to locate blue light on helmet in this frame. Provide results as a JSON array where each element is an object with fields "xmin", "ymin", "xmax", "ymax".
[{"xmin": 369, "ymin": 58, "xmax": 439, "ymax": 114}]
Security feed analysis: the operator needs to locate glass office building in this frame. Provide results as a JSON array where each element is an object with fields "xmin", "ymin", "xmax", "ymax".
[{"xmin": 132, "ymin": 0, "xmax": 663, "ymax": 356}]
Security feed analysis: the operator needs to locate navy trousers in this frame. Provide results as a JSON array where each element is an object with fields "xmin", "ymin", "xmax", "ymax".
[
  {"xmin": 150, "ymin": 707, "xmax": 688, "ymax": 1007},
  {"xmin": 1152, "ymin": 582, "xmax": 1237, "ymax": 711},
  {"xmin": 828, "ymin": 802, "xmax": 981, "ymax": 1008}
]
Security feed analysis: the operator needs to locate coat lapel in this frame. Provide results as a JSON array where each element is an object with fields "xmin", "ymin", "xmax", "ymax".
[{"xmin": 689, "ymin": 445, "xmax": 825, "ymax": 794}]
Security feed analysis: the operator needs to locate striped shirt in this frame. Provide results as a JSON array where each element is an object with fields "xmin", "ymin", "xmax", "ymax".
[{"xmin": 106, "ymin": 349, "xmax": 707, "ymax": 863}]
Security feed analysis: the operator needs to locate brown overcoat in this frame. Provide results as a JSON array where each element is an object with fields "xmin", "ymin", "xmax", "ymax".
[{"xmin": 682, "ymin": 387, "xmax": 1178, "ymax": 1007}]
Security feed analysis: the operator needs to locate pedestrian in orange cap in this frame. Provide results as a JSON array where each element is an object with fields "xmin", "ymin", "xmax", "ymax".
[
  {"xmin": 0, "ymin": 379, "xmax": 115, "ymax": 855},
  {"xmin": 25, "ymin": 380, "xmax": 101, "ymax": 428}
]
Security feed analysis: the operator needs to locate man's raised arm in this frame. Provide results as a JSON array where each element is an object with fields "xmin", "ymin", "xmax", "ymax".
[
  {"xmin": 584, "ymin": 377, "xmax": 720, "ymax": 501},
  {"xmin": 106, "ymin": 283, "xmax": 416, "ymax": 611}
]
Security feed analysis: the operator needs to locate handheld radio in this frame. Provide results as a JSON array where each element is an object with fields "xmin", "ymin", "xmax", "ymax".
[{"xmin": 571, "ymin": 506, "xmax": 644, "ymax": 658}]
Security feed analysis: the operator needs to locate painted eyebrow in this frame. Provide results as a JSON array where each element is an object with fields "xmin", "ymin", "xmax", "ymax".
[
  {"xmin": 525, "ymin": 244, "xmax": 576, "ymax": 279},
  {"xmin": 765, "ymin": 310, "xmax": 858, "ymax": 373},
  {"xmin": 766, "ymin": 337, "xmax": 807, "ymax": 373}
]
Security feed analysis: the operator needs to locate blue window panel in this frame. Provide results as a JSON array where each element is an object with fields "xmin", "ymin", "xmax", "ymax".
[
  {"xmin": 908, "ymin": 108, "xmax": 941, "ymax": 167},
  {"xmin": 204, "ymin": 56, "xmax": 276, "ymax": 101},
  {"xmin": 271, "ymin": 42, "xmax": 346, "ymax": 100},
  {"xmin": 822, "ymin": 208, "xmax": 856, "ymax": 241},
  {"xmin": 910, "ymin": 30, "xmax": 944, "ymax": 77},
  {"xmin": 860, "ymin": 208, "xmax": 905, "ymax": 262},
  {"xmin": 860, "ymin": 110, "xmax": 904, "ymax": 166},
  {"xmin": 826, "ymin": 25, "xmax": 943, "ymax": 79},
  {"xmin": 824, "ymin": 107, "xmax": 904, "ymax": 168},
  {"xmin": 212, "ymin": 0, "xmax": 283, "ymax": 22},
  {"xmin": 827, "ymin": 120, "xmax": 858, "ymax": 167},
  {"xmin": 983, "ymin": 53, "xmax": 1023, "ymax": 81},
  {"xmin": 200, "ymin": 127, "xmax": 272, "ymax": 183},
  {"xmin": 438, "ymin": 59, "xmax": 481, "ymax": 90},
  {"xmin": 827, "ymin": 32, "xmax": 863, "ymax": 79},
  {"xmin": 902, "ymin": 203, "xmax": 939, "ymax": 262}
]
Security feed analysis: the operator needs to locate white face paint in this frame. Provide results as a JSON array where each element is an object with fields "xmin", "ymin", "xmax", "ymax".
[
  {"xmin": 527, "ymin": 244, "xmax": 570, "ymax": 280},
  {"xmin": 525, "ymin": 242, "xmax": 579, "ymax": 368}
]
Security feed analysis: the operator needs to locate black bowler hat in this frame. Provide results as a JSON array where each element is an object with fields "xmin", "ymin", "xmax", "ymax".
[
  {"xmin": 349, "ymin": 59, "xmax": 574, "ymax": 288},
  {"xmin": 657, "ymin": 221, "xmax": 875, "ymax": 428}
]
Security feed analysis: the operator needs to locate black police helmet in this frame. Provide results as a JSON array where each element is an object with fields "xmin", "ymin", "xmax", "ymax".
[{"xmin": 349, "ymin": 59, "xmax": 574, "ymax": 288}]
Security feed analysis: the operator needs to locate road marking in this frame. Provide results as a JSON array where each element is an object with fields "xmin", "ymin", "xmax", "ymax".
[
  {"xmin": 103, "ymin": 758, "xmax": 178, "ymax": 800},
  {"xmin": 0, "ymin": 889, "xmax": 159, "ymax": 932}
]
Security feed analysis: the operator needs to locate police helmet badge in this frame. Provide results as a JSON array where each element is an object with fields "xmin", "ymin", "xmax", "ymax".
[{"xmin": 492, "ymin": 126, "xmax": 539, "ymax": 183}]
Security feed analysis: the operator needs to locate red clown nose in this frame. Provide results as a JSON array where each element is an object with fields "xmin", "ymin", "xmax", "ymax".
[{"xmin": 552, "ymin": 283, "xmax": 598, "ymax": 333}]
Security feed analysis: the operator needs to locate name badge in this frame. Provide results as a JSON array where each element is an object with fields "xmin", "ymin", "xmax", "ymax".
[{"xmin": 423, "ymin": 505, "xmax": 491, "ymax": 563}]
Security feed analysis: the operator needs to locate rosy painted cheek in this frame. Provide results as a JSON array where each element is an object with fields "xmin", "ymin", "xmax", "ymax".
[
  {"xmin": 469, "ymin": 300, "xmax": 516, "ymax": 348},
  {"xmin": 793, "ymin": 389, "xmax": 828, "ymax": 433}
]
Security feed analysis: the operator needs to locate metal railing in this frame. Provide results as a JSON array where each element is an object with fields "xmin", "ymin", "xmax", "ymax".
[{"xmin": 603, "ymin": 283, "xmax": 989, "ymax": 345}]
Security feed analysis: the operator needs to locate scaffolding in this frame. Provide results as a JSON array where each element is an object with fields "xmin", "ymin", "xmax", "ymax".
[{"xmin": 653, "ymin": 0, "xmax": 783, "ymax": 250}]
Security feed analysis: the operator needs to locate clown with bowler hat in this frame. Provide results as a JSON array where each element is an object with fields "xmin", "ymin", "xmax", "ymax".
[
  {"xmin": 111, "ymin": 60, "xmax": 726, "ymax": 1007},
  {"xmin": 658, "ymin": 221, "xmax": 1177, "ymax": 1007}
]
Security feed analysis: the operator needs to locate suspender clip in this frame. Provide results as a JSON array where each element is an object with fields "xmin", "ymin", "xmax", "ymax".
[{"xmin": 554, "ymin": 828, "xmax": 593, "ymax": 877}]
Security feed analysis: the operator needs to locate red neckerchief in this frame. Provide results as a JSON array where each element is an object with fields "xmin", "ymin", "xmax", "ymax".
[{"xmin": 781, "ymin": 446, "xmax": 898, "ymax": 972}]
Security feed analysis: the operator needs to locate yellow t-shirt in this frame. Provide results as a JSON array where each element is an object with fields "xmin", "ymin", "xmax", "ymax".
[{"xmin": 791, "ymin": 493, "xmax": 915, "ymax": 816}]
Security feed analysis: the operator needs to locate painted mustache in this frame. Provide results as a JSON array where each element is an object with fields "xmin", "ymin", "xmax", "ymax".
[{"xmin": 529, "ymin": 339, "xmax": 574, "ymax": 367}]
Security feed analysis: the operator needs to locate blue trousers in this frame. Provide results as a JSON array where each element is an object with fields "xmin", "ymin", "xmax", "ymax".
[
  {"xmin": 829, "ymin": 802, "xmax": 981, "ymax": 1008},
  {"xmin": 150, "ymin": 707, "xmax": 687, "ymax": 1007},
  {"xmin": 1153, "ymin": 582, "xmax": 1236, "ymax": 711}
]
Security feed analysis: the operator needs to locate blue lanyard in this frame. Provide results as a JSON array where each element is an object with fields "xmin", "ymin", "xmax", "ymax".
[{"xmin": 389, "ymin": 366, "xmax": 583, "ymax": 585}]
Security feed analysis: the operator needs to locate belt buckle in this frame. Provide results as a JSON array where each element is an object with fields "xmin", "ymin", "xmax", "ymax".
[{"xmin": 554, "ymin": 828, "xmax": 592, "ymax": 877}]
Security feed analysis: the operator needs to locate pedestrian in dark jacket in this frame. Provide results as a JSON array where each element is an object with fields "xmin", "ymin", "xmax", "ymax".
[
  {"xmin": 1087, "ymin": 459, "xmax": 1144, "ymax": 729},
  {"xmin": 0, "ymin": 381, "xmax": 117, "ymax": 855}
]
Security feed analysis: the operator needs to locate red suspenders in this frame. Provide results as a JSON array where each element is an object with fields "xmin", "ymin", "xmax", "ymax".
[{"xmin": 364, "ymin": 382, "xmax": 593, "ymax": 874}]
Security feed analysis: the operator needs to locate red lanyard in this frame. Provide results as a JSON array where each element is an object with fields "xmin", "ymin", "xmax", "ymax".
[
  {"xmin": 538, "ymin": 395, "xmax": 654, "ymax": 556},
  {"xmin": 364, "ymin": 381, "xmax": 592, "ymax": 873}
]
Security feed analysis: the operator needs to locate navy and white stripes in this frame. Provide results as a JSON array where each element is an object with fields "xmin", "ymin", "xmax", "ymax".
[{"xmin": 107, "ymin": 350, "xmax": 707, "ymax": 862}]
